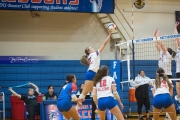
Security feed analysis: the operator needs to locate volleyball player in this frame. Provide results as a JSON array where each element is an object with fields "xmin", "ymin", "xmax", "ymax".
[
  {"xmin": 92, "ymin": 65, "xmax": 124, "ymax": 120},
  {"xmin": 78, "ymin": 30, "xmax": 112, "ymax": 119},
  {"xmin": 57, "ymin": 74, "xmax": 81, "ymax": 120},
  {"xmin": 151, "ymin": 68, "xmax": 176, "ymax": 120},
  {"xmin": 79, "ymin": 30, "xmax": 111, "ymax": 100},
  {"xmin": 174, "ymin": 22, "xmax": 180, "ymax": 103},
  {"xmin": 154, "ymin": 29, "xmax": 176, "ymax": 78}
]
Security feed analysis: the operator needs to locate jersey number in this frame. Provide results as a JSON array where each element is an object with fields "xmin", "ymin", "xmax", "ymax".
[
  {"xmin": 100, "ymin": 79, "xmax": 107, "ymax": 87},
  {"xmin": 63, "ymin": 85, "xmax": 67, "ymax": 89}
]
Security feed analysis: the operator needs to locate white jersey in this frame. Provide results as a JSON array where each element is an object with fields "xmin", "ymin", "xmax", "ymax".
[
  {"xmin": 153, "ymin": 77, "xmax": 172, "ymax": 97},
  {"xmin": 175, "ymin": 49, "xmax": 180, "ymax": 73},
  {"xmin": 87, "ymin": 50, "xmax": 100, "ymax": 73},
  {"xmin": 158, "ymin": 50, "xmax": 172, "ymax": 75},
  {"xmin": 94, "ymin": 76, "xmax": 116, "ymax": 99}
]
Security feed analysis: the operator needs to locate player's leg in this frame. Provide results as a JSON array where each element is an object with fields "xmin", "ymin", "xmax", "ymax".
[
  {"xmin": 61, "ymin": 112, "xmax": 71, "ymax": 120},
  {"xmin": 80, "ymin": 80, "xmax": 93, "ymax": 99},
  {"xmin": 110, "ymin": 106, "xmax": 124, "ymax": 120},
  {"xmin": 164, "ymin": 104, "xmax": 176, "ymax": 120},
  {"xmin": 98, "ymin": 110, "xmax": 106, "ymax": 120},
  {"xmin": 176, "ymin": 73, "xmax": 180, "ymax": 102},
  {"xmin": 152, "ymin": 107, "xmax": 161, "ymax": 120},
  {"xmin": 105, "ymin": 97, "xmax": 124, "ymax": 120},
  {"xmin": 163, "ymin": 94, "xmax": 176, "ymax": 120},
  {"xmin": 153, "ymin": 94, "xmax": 163, "ymax": 120},
  {"xmin": 79, "ymin": 71, "xmax": 96, "ymax": 100},
  {"xmin": 66, "ymin": 106, "xmax": 80, "ymax": 120}
]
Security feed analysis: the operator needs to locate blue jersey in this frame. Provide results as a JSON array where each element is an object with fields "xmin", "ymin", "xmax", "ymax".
[{"xmin": 58, "ymin": 82, "xmax": 77, "ymax": 100}]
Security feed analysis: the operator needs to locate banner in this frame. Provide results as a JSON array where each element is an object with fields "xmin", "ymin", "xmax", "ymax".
[
  {"xmin": 0, "ymin": 0, "xmax": 114, "ymax": 13},
  {"xmin": 44, "ymin": 104, "xmax": 112, "ymax": 120}
]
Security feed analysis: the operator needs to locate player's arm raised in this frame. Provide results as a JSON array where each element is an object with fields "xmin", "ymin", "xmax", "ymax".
[
  {"xmin": 99, "ymin": 30, "xmax": 112, "ymax": 53},
  {"xmin": 154, "ymin": 29, "xmax": 161, "ymax": 52},
  {"xmin": 174, "ymin": 22, "xmax": 180, "ymax": 49},
  {"xmin": 8, "ymin": 87, "xmax": 21, "ymax": 99}
]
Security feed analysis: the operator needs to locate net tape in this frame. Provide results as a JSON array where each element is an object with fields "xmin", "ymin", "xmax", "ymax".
[{"xmin": 115, "ymin": 33, "xmax": 180, "ymax": 46}]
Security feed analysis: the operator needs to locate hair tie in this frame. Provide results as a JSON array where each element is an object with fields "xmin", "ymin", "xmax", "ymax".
[
  {"xmin": 65, "ymin": 81, "xmax": 68, "ymax": 83},
  {"xmin": 156, "ymin": 73, "xmax": 159, "ymax": 75}
]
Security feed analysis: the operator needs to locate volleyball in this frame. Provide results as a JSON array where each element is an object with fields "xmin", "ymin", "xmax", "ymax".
[{"xmin": 107, "ymin": 23, "xmax": 116, "ymax": 32}]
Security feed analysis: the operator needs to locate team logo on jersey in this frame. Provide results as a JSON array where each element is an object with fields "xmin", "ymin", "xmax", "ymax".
[
  {"xmin": 134, "ymin": 0, "xmax": 145, "ymax": 9},
  {"xmin": 48, "ymin": 111, "xmax": 58, "ymax": 120},
  {"xmin": 90, "ymin": 0, "xmax": 103, "ymax": 12}
]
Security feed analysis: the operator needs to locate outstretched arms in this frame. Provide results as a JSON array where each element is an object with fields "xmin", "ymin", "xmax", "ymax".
[
  {"xmin": 99, "ymin": 30, "xmax": 112, "ymax": 53},
  {"xmin": 174, "ymin": 22, "xmax": 180, "ymax": 49},
  {"xmin": 154, "ymin": 29, "xmax": 167, "ymax": 54}
]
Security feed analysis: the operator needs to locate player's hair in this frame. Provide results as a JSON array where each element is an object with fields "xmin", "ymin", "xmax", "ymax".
[
  {"xmin": 93, "ymin": 65, "xmax": 108, "ymax": 85},
  {"xmin": 79, "ymin": 83, "xmax": 84, "ymax": 94},
  {"xmin": 155, "ymin": 68, "xmax": 172, "ymax": 89},
  {"xmin": 80, "ymin": 47, "xmax": 90, "ymax": 66},
  {"xmin": 167, "ymin": 47, "xmax": 176, "ymax": 58},
  {"xmin": 48, "ymin": 85, "xmax": 54, "ymax": 90},
  {"xmin": 58, "ymin": 74, "xmax": 75, "ymax": 95}
]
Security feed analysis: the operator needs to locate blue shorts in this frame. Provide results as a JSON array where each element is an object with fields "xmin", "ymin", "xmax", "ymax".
[
  {"xmin": 57, "ymin": 99, "xmax": 72, "ymax": 112},
  {"xmin": 153, "ymin": 93, "xmax": 173, "ymax": 109},
  {"xmin": 85, "ymin": 70, "xmax": 96, "ymax": 81},
  {"xmin": 98, "ymin": 97, "xmax": 117, "ymax": 111}
]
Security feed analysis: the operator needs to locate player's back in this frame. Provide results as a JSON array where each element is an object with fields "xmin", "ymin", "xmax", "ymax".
[
  {"xmin": 58, "ymin": 82, "xmax": 76, "ymax": 100},
  {"xmin": 96, "ymin": 76, "xmax": 115, "ymax": 99}
]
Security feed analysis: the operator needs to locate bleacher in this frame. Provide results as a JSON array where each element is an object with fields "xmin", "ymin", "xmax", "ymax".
[
  {"xmin": 121, "ymin": 60, "xmax": 177, "ymax": 114},
  {"xmin": 0, "ymin": 60, "xmax": 111, "ymax": 118},
  {"xmin": 0, "ymin": 59, "xmax": 178, "ymax": 118}
]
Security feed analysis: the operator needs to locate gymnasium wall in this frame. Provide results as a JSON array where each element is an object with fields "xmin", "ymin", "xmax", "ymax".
[{"xmin": 0, "ymin": 10, "xmax": 114, "ymax": 60}]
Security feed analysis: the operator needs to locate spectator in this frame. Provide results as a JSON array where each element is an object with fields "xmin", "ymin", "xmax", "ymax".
[
  {"xmin": 44, "ymin": 85, "xmax": 57, "ymax": 100},
  {"xmin": 76, "ymin": 83, "xmax": 90, "ymax": 99},
  {"xmin": 8, "ymin": 82, "xmax": 40, "ymax": 120}
]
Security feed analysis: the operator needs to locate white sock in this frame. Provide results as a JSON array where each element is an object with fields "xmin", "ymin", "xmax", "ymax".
[{"xmin": 79, "ymin": 94, "xmax": 85, "ymax": 99}]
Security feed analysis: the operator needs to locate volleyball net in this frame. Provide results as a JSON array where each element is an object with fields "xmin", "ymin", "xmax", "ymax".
[{"xmin": 116, "ymin": 33, "xmax": 180, "ymax": 84}]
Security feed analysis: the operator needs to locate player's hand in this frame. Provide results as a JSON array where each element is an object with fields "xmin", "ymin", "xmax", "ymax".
[
  {"xmin": 119, "ymin": 102, "xmax": 124, "ymax": 110},
  {"xmin": 108, "ymin": 29, "xmax": 112, "ymax": 35},
  {"xmin": 154, "ymin": 29, "xmax": 160, "ymax": 37},
  {"xmin": 175, "ymin": 22, "xmax": 179, "ymax": 28},
  {"xmin": 76, "ymin": 98, "xmax": 84, "ymax": 106}
]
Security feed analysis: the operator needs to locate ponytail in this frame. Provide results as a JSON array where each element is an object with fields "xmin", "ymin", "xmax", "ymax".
[
  {"xmin": 58, "ymin": 81, "xmax": 68, "ymax": 95},
  {"xmin": 155, "ymin": 68, "xmax": 172, "ymax": 89},
  {"xmin": 162, "ymin": 74, "xmax": 172, "ymax": 89},
  {"xmin": 80, "ymin": 55, "xmax": 89, "ymax": 66},
  {"xmin": 93, "ymin": 65, "xmax": 108, "ymax": 85},
  {"xmin": 172, "ymin": 51, "xmax": 176, "ymax": 58}
]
